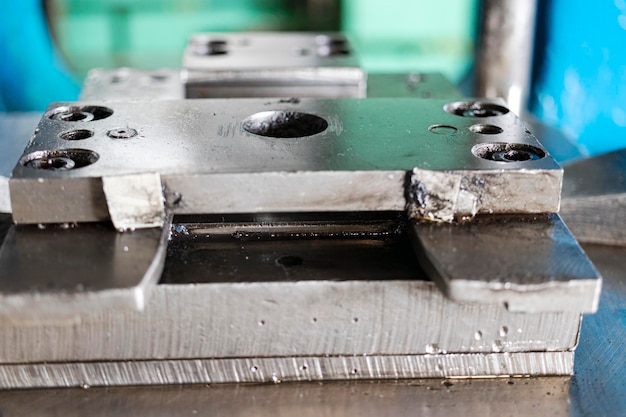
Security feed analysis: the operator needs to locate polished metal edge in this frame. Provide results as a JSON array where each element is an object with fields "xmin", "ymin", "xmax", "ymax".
[{"xmin": 0, "ymin": 351, "xmax": 574, "ymax": 389}]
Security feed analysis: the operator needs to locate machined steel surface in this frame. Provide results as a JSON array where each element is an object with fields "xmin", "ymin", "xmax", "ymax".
[
  {"xmin": 0, "ymin": 352, "xmax": 574, "ymax": 389},
  {"xmin": 561, "ymin": 149, "xmax": 626, "ymax": 246},
  {"xmin": 0, "ymin": 215, "xmax": 581, "ymax": 386},
  {"xmin": 80, "ymin": 68, "xmax": 183, "ymax": 101},
  {"xmin": 1, "ymin": 242, "xmax": 624, "ymax": 412},
  {"xmin": 79, "ymin": 69, "xmax": 460, "ymax": 101},
  {"xmin": 0, "ymin": 216, "xmax": 170, "ymax": 322},
  {"xmin": 412, "ymin": 214, "xmax": 601, "ymax": 313},
  {"xmin": 184, "ymin": 33, "xmax": 365, "ymax": 99},
  {"xmin": 10, "ymin": 98, "xmax": 562, "ymax": 226}
]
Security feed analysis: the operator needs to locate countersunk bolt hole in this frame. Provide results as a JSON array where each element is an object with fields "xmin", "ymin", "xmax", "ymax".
[
  {"xmin": 469, "ymin": 124, "xmax": 503, "ymax": 134},
  {"xmin": 250, "ymin": 366, "xmax": 258, "ymax": 373},
  {"xmin": 258, "ymin": 320, "xmax": 266, "ymax": 326},
  {"xmin": 21, "ymin": 149, "xmax": 99, "ymax": 171},
  {"xmin": 444, "ymin": 101, "xmax": 510, "ymax": 117},
  {"xmin": 59, "ymin": 129, "xmax": 94, "ymax": 141},
  {"xmin": 47, "ymin": 105, "xmax": 113, "ymax": 122},
  {"xmin": 352, "ymin": 317, "xmax": 359, "ymax": 323},
  {"xmin": 276, "ymin": 255, "xmax": 303, "ymax": 267},
  {"xmin": 472, "ymin": 143, "xmax": 545, "ymax": 162},
  {"xmin": 193, "ymin": 39, "xmax": 228, "ymax": 56}
]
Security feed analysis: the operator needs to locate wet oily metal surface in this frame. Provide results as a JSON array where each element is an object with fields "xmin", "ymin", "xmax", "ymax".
[
  {"xmin": 10, "ymin": 98, "xmax": 561, "ymax": 225},
  {"xmin": 412, "ymin": 213, "xmax": 601, "ymax": 313}
]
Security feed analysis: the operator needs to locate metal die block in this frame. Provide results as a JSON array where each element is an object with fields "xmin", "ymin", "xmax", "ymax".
[
  {"xmin": 411, "ymin": 213, "xmax": 602, "ymax": 313},
  {"xmin": 10, "ymin": 98, "xmax": 562, "ymax": 226},
  {"xmin": 183, "ymin": 32, "xmax": 366, "ymax": 98},
  {"xmin": 0, "ymin": 215, "xmax": 581, "ymax": 386},
  {"xmin": 80, "ymin": 68, "xmax": 184, "ymax": 101}
]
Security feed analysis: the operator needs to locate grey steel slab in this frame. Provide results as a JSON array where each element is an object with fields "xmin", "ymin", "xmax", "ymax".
[
  {"xmin": 9, "ymin": 98, "xmax": 562, "ymax": 225},
  {"xmin": 411, "ymin": 213, "xmax": 601, "ymax": 313},
  {"xmin": 0, "ymin": 216, "xmax": 170, "ymax": 322},
  {"xmin": 561, "ymin": 149, "xmax": 626, "ymax": 246},
  {"xmin": 183, "ymin": 32, "xmax": 365, "ymax": 99},
  {"xmin": 0, "ymin": 217, "xmax": 581, "ymax": 379},
  {"xmin": 80, "ymin": 68, "xmax": 184, "ymax": 101}
]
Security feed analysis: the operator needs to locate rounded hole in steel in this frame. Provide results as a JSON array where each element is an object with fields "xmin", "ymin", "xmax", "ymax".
[
  {"xmin": 472, "ymin": 142, "xmax": 545, "ymax": 162},
  {"xmin": 20, "ymin": 149, "xmax": 99, "ymax": 171},
  {"xmin": 243, "ymin": 111, "xmax": 328, "ymax": 138},
  {"xmin": 59, "ymin": 129, "xmax": 94, "ymax": 141},
  {"xmin": 193, "ymin": 39, "xmax": 228, "ymax": 56},
  {"xmin": 315, "ymin": 35, "xmax": 350, "ymax": 56},
  {"xmin": 47, "ymin": 105, "xmax": 114, "ymax": 122},
  {"xmin": 444, "ymin": 101, "xmax": 510, "ymax": 117},
  {"xmin": 276, "ymin": 255, "xmax": 303, "ymax": 267},
  {"xmin": 107, "ymin": 127, "xmax": 138, "ymax": 139},
  {"xmin": 428, "ymin": 124, "xmax": 458, "ymax": 135},
  {"xmin": 469, "ymin": 124, "xmax": 504, "ymax": 134}
]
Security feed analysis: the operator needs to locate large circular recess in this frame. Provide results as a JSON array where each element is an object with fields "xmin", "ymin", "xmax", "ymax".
[{"xmin": 242, "ymin": 111, "xmax": 328, "ymax": 138}]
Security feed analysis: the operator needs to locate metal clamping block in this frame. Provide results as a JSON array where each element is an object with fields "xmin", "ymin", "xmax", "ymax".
[
  {"xmin": 0, "ymin": 212, "xmax": 594, "ymax": 388},
  {"xmin": 183, "ymin": 32, "xmax": 366, "ymax": 98}
]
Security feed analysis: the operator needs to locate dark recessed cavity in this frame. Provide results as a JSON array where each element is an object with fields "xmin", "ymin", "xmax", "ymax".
[
  {"xmin": 469, "ymin": 124, "xmax": 504, "ymax": 134},
  {"xmin": 192, "ymin": 39, "xmax": 228, "ymax": 56},
  {"xmin": 428, "ymin": 124, "xmax": 458, "ymax": 135},
  {"xmin": 315, "ymin": 35, "xmax": 350, "ymax": 56},
  {"xmin": 444, "ymin": 101, "xmax": 510, "ymax": 118},
  {"xmin": 59, "ymin": 129, "xmax": 94, "ymax": 141},
  {"xmin": 472, "ymin": 142, "xmax": 545, "ymax": 162},
  {"xmin": 47, "ymin": 105, "xmax": 114, "ymax": 122},
  {"xmin": 242, "ymin": 111, "xmax": 328, "ymax": 138},
  {"xmin": 20, "ymin": 149, "xmax": 99, "ymax": 171}
]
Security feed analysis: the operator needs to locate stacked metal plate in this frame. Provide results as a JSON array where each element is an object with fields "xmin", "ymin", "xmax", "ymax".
[{"xmin": 0, "ymin": 33, "xmax": 602, "ymax": 389}]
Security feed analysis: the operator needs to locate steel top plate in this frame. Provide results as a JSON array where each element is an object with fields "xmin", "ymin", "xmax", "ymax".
[{"xmin": 10, "ymin": 98, "xmax": 562, "ymax": 224}]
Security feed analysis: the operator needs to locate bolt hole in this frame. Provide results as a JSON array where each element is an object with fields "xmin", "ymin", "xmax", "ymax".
[
  {"xmin": 59, "ymin": 129, "xmax": 94, "ymax": 141},
  {"xmin": 315, "ymin": 35, "xmax": 351, "ymax": 56},
  {"xmin": 428, "ymin": 124, "xmax": 457, "ymax": 135},
  {"xmin": 469, "ymin": 124, "xmax": 503, "ymax": 134},
  {"xmin": 472, "ymin": 143, "xmax": 545, "ymax": 162},
  {"xmin": 107, "ymin": 127, "xmax": 138, "ymax": 139},
  {"xmin": 352, "ymin": 317, "xmax": 359, "ymax": 323},
  {"xmin": 351, "ymin": 369, "xmax": 358, "ymax": 375},
  {"xmin": 444, "ymin": 101, "xmax": 510, "ymax": 117},
  {"xmin": 276, "ymin": 255, "xmax": 303, "ymax": 267},
  {"xmin": 258, "ymin": 320, "xmax": 266, "ymax": 326},
  {"xmin": 193, "ymin": 39, "xmax": 228, "ymax": 56},
  {"xmin": 250, "ymin": 366, "xmax": 258, "ymax": 373},
  {"xmin": 243, "ymin": 111, "xmax": 328, "ymax": 138},
  {"xmin": 21, "ymin": 149, "xmax": 99, "ymax": 171},
  {"xmin": 47, "ymin": 105, "xmax": 113, "ymax": 122}
]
